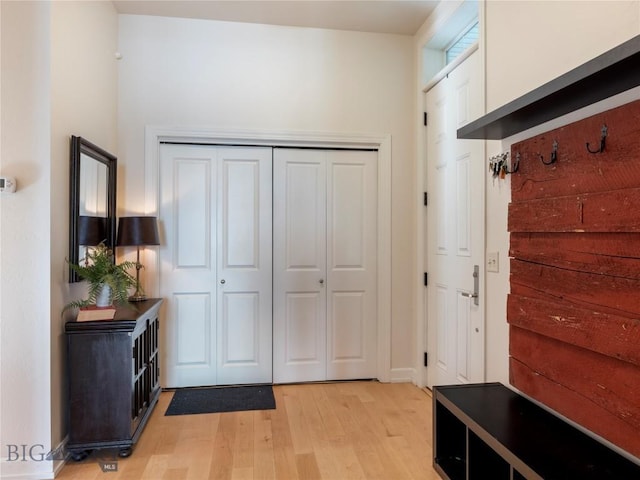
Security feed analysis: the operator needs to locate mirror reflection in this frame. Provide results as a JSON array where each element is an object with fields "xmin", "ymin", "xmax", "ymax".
[{"xmin": 79, "ymin": 155, "xmax": 108, "ymax": 217}]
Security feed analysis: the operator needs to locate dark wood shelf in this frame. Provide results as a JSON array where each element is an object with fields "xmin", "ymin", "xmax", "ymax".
[
  {"xmin": 457, "ymin": 35, "xmax": 640, "ymax": 140},
  {"xmin": 434, "ymin": 383, "xmax": 640, "ymax": 479}
]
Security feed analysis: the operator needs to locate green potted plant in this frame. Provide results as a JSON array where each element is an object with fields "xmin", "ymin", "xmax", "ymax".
[{"xmin": 64, "ymin": 242, "xmax": 138, "ymax": 311}]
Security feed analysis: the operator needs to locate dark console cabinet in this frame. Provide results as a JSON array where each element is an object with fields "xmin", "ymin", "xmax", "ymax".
[
  {"xmin": 65, "ymin": 299, "xmax": 162, "ymax": 459},
  {"xmin": 433, "ymin": 383, "xmax": 640, "ymax": 480}
]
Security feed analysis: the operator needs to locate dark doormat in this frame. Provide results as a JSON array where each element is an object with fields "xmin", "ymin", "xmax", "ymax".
[{"xmin": 165, "ymin": 384, "xmax": 276, "ymax": 416}]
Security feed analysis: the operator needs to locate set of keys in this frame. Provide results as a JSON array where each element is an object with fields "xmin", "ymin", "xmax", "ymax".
[{"xmin": 489, "ymin": 152, "xmax": 519, "ymax": 179}]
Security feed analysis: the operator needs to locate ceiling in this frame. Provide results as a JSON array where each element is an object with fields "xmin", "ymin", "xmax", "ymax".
[{"xmin": 112, "ymin": 0, "xmax": 440, "ymax": 36}]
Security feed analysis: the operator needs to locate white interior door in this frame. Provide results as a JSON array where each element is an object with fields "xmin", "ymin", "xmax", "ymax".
[
  {"xmin": 216, "ymin": 147, "xmax": 273, "ymax": 385},
  {"xmin": 326, "ymin": 150, "xmax": 377, "ymax": 380},
  {"xmin": 273, "ymin": 149, "xmax": 327, "ymax": 383},
  {"xmin": 273, "ymin": 148, "xmax": 377, "ymax": 383},
  {"xmin": 425, "ymin": 50, "xmax": 485, "ymax": 387},
  {"xmin": 159, "ymin": 144, "xmax": 272, "ymax": 388}
]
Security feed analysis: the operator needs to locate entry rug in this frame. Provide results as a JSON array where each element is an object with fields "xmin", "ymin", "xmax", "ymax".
[{"xmin": 165, "ymin": 384, "xmax": 276, "ymax": 416}]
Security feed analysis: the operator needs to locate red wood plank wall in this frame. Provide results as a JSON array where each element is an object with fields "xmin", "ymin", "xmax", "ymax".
[{"xmin": 508, "ymin": 99, "xmax": 640, "ymax": 458}]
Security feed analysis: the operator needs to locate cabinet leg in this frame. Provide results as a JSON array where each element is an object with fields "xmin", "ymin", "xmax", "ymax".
[
  {"xmin": 118, "ymin": 447, "xmax": 132, "ymax": 458},
  {"xmin": 70, "ymin": 450, "xmax": 91, "ymax": 461}
]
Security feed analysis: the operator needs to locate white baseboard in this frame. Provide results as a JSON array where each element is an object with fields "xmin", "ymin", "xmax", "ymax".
[
  {"xmin": 389, "ymin": 367, "xmax": 415, "ymax": 383},
  {"xmin": 51, "ymin": 436, "xmax": 69, "ymax": 477}
]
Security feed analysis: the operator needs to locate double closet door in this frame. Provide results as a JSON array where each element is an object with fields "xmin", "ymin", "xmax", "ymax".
[
  {"xmin": 273, "ymin": 148, "xmax": 378, "ymax": 383},
  {"xmin": 159, "ymin": 145, "xmax": 273, "ymax": 388},
  {"xmin": 159, "ymin": 144, "xmax": 377, "ymax": 388}
]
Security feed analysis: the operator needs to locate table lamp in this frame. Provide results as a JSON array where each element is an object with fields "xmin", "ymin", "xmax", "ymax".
[{"xmin": 116, "ymin": 216, "xmax": 160, "ymax": 301}]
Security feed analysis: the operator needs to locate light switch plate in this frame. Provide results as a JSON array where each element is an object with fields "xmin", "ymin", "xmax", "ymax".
[{"xmin": 487, "ymin": 252, "xmax": 499, "ymax": 272}]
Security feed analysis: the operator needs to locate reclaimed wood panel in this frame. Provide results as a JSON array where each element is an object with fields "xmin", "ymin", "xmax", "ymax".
[
  {"xmin": 510, "ymin": 232, "xmax": 640, "ymax": 279},
  {"xmin": 510, "ymin": 258, "xmax": 640, "ymax": 318},
  {"xmin": 510, "ymin": 357, "xmax": 640, "ymax": 459},
  {"xmin": 508, "ymin": 187, "xmax": 640, "ymax": 232},
  {"xmin": 510, "ymin": 327, "xmax": 640, "ymax": 431},
  {"xmin": 510, "ymin": 99, "xmax": 640, "ymax": 202},
  {"xmin": 507, "ymin": 294, "xmax": 640, "ymax": 367},
  {"xmin": 508, "ymin": 99, "xmax": 640, "ymax": 459}
]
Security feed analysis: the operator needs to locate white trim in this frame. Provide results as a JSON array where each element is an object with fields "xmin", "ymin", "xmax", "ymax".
[
  {"xmin": 389, "ymin": 368, "xmax": 415, "ymax": 384},
  {"xmin": 422, "ymin": 42, "xmax": 479, "ymax": 93},
  {"xmin": 144, "ymin": 126, "xmax": 393, "ymax": 383}
]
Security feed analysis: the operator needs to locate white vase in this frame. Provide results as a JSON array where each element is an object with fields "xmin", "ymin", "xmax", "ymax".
[{"xmin": 95, "ymin": 284, "xmax": 112, "ymax": 307}]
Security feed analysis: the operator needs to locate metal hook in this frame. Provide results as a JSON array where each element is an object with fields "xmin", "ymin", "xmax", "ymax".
[
  {"xmin": 511, "ymin": 152, "xmax": 520, "ymax": 173},
  {"xmin": 586, "ymin": 124, "xmax": 607, "ymax": 154},
  {"xmin": 540, "ymin": 140, "xmax": 558, "ymax": 165}
]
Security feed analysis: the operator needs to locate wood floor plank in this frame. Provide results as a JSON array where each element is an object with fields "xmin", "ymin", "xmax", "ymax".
[
  {"xmin": 56, "ymin": 382, "xmax": 440, "ymax": 480},
  {"xmin": 270, "ymin": 387, "xmax": 299, "ymax": 480},
  {"xmin": 253, "ymin": 415, "xmax": 276, "ymax": 480}
]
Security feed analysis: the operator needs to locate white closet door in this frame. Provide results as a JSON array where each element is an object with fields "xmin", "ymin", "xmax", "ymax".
[
  {"xmin": 326, "ymin": 150, "xmax": 377, "ymax": 380},
  {"xmin": 160, "ymin": 144, "xmax": 218, "ymax": 388},
  {"xmin": 160, "ymin": 144, "xmax": 272, "ymax": 388},
  {"xmin": 273, "ymin": 148, "xmax": 377, "ymax": 383},
  {"xmin": 273, "ymin": 149, "xmax": 327, "ymax": 383},
  {"xmin": 216, "ymin": 147, "xmax": 273, "ymax": 385}
]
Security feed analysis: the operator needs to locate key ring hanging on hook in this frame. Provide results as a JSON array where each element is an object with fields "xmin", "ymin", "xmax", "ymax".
[{"xmin": 489, "ymin": 152, "xmax": 519, "ymax": 179}]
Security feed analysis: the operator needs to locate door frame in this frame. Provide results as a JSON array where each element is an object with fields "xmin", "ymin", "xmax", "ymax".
[{"xmin": 143, "ymin": 126, "xmax": 392, "ymax": 383}]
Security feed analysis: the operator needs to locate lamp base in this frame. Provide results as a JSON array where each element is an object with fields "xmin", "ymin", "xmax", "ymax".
[{"xmin": 130, "ymin": 253, "xmax": 147, "ymax": 302}]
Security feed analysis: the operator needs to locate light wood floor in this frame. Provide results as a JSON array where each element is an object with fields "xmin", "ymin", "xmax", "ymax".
[{"xmin": 56, "ymin": 381, "xmax": 441, "ymax": 480}]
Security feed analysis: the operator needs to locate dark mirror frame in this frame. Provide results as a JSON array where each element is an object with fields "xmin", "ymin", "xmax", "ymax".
[{"xmin": 69, "ymin": 136, "xmax": 117, "ymax": 282}]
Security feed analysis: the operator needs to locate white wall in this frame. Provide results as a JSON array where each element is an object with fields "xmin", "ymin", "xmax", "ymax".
[
  {"xmin": 117, "ymin": 15, "xmax": 417, "ymax": 376},
  {"xmin": 485, "ymin": 0, "xmax": 640, "ymax": 112},
  {"xmin": 0, "ymin": 2, "xmax": 118, "ymax": 478},
  {"xmin": 1, "ymin": 2, "xmax": 53, "ymax": 478}
]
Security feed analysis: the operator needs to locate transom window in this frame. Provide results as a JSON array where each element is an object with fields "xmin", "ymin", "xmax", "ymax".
[{"xmin": 445, "ymin": 21, "xmax": 479, "ymax": 65}]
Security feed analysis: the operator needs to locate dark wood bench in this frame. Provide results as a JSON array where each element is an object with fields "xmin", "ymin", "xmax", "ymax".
[{"xmin": 433, "ymin": 382, "xmax": 640, "ymax": 479}]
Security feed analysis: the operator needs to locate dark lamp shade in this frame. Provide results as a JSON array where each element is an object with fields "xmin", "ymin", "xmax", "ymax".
[
  {"xmin": 117, "ymin": 216, "xmax": 160, "ymax": 247},
  {"xmin": 78, "ymin": 216, "xmax": 107, "ymax": 246}
]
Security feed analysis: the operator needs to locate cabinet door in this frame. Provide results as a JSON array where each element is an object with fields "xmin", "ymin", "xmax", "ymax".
[{"xmin": 67, "ymin": 332, "xmax": 132, "ymax": 444}]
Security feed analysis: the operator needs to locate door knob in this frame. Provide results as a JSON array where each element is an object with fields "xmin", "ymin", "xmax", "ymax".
[
  {"xmin": 319, "ymin": 279, "xmax": 324, "ymax": 284},
  {"xmin": 220, "ymin": 279, "xmax": 226, "ymax": 284}
]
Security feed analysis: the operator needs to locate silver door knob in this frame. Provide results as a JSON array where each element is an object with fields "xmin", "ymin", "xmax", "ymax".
[{"xmin": 220, "ymin": 279, "xmax": 226, "ymax": 284}]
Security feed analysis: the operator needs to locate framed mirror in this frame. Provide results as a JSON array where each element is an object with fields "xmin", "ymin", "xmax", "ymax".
[{"xmin": 69, "ymin": 136, "xmax": 117, "ymax": 282}]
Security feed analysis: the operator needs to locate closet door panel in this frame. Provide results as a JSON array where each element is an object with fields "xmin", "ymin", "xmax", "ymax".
[
  {"xmin": 273, "ymin": 149, "xmax": 327, "ymax": 383},
  {"xmin": 159, "ymin": 145, "xmax": 217, "ymax": 388},
  {"xmin": 216, "ymin": 147, "xmax": 273, "ymax": 385},
  {"xmin": 327, "ymin": 151, "xmax": 378, "ymax": 380}
]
